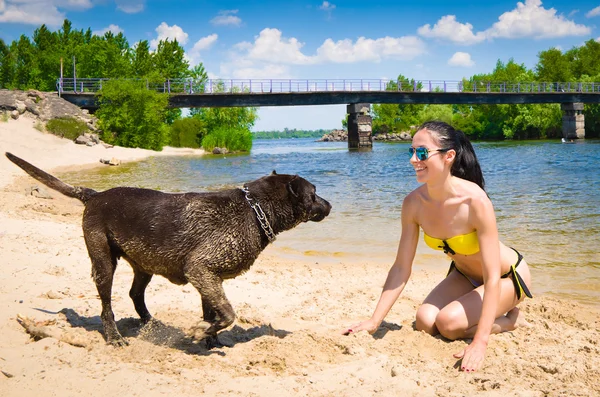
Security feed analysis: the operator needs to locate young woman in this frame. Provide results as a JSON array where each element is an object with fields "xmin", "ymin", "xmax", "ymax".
[{"xmin": 345, "ymin": 121, "xmax": 532, "ymax": 372}]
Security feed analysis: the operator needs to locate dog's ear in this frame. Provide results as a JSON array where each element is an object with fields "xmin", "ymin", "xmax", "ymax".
[
  {"xmin": 286, "ymin": 175, "xmax": 300, "ymax": 198},
  {"xmin": 271, "ymin": 170, "xmax": 278, "ymax": 175}
]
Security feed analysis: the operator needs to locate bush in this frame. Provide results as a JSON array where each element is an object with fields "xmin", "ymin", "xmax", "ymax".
[
  {"xmin": 96, "ymin": 79, "xmax": 170, "ymax": 151},
  {"xmin": 169, "ymin": 117, "xmax": 206, "ymax": 148},
  {"xmin": 201, "ymin": 126, "xmax": 252, "ymax": 152},
  {"xmin": 46, "ymin": 117, "xmax": 89, "ymax": 140}
]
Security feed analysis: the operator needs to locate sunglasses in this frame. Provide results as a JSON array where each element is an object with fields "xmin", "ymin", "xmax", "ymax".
[{"xmin": 409, "ymin": 147, "xmax": 450, "ymax": 161}]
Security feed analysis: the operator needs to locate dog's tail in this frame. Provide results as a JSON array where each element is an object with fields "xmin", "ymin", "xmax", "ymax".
[{"xmin": 5, "ymin": 152, "xmax": 97, "ymax": 203}]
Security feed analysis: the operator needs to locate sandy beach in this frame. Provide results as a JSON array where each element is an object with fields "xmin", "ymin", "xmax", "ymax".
[{"xmin": 0, "ymin": 116, "xmax": 599, "ymax": 397}]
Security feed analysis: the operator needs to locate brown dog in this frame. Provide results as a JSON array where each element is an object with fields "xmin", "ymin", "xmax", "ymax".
[{"xmin": 5, "ymin": 152, "xmax": 331, "ymax": 348}]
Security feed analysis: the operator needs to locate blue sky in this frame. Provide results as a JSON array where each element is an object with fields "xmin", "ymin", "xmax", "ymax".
[{"xmin": 1, "ymin": 0, "xmax": 600, "ymax": 131}]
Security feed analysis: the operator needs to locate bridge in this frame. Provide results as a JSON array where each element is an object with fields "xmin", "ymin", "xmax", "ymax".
[{"xmin": 58, "ymin": 78, "xmax": 600, "ymax": 149}]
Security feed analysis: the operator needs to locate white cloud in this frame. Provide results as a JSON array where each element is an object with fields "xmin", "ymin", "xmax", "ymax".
[
  {"xmin": 115, "ymin": 0, "xmax": 144, "ymax": 14},
  {"xmin": 319, "ymin": 1, "xmax": 335, "ymax": 11},
  {"xmin": 210, "ymin": 9, "xmax": 242, "ymax": 26},
  {"xmin": 485, "ymin": 0, "xmax": 591, "ymax": 39},
  {"xmin": 188, "ymin": 33, "xmax": 218, "ymax": 66},
  {"xmin": 61, "ymin": 0, "xmax": 93, "ymax": 9},
  {"xmin": 226, "ymin": 63, "xmax": 291, "ymax": 80},
  {"xmin": 92, "ymin": 24, "xmax": 124, "ymax": 36},
  {"xmin": 243, "ymin": 28, "xmax": 316, "ymax": 65},
  {"xmin": 316, "ymin": 36, "xmax": 426, "ymax": 63},
  {"xmin": 586, "ymin": 6, "xmax": 600, "ymax": 18},
  {"xmin": 0, "ymin": 1, "xmax": 64, "ymax": 26},
  {"xmin": 150, "ymin": 22, "xmax": 189, "ymax": 49},
  {"xmin": 448, "ymin": 52, "xmax": 474, "ymax": 67},
  {"xmin": 418, "ymin": 15, "xmax": 486, "ymax": 45},
  {"xmin": 418, "ymin": 0, "xmax": 591, "ymax": 45}
]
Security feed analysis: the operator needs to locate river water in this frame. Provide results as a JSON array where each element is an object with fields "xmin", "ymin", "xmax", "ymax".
[{"xmin": 58, "ymin": 138, "xmax": 600, "ymax": 306}]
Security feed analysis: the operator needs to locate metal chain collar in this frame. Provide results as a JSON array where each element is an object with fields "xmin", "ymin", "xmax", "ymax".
[{"xmin": 242, "ymin": 186, "xmax": 276, "ymax": 243}]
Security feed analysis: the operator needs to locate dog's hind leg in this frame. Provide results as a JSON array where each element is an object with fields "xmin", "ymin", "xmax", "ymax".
[
  {"xmin": 129, "ymin": 268, "xmax": 153, "ymax": 324},
  {"xmin": 85, "ymin": 232, "xmax": 127, "ymax": 346}
]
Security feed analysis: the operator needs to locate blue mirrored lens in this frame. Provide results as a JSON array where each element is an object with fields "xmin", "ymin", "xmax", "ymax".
[{"xmin": 409, "ymin": 147, "xmax": 429, "ymax": 160}]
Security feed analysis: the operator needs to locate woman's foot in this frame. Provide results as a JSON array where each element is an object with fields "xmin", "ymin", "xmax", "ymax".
[{"xmin": 506, "ymin": 307, "xmax": 531, "ymax": 330}]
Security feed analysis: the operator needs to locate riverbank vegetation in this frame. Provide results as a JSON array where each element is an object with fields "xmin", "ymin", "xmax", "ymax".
[
  {"xmin": 372, "ymin": 40, "xmax": 600, "ymax": 139},
  {"xmin": 1, "ymin": 19, "xmax": 599, "ymax": 145},
  {"xmin": 253, "ymin": 129, "xmax": 328, "ymax": 139},
  {"xmin": 0, "ymin": 20, "xmax": 254, "ymax": 152}
]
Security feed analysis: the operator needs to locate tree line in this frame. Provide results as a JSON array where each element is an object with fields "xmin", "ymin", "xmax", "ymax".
[
  {"xmin": 0, "ymin": 20, "xmax": 256, "ymax": 151},
  {"xmin": 371, "ymin": 39, "xmax": 600, "ymax": 140},
  {"xmin": 2, "ymin": 20, "xmax": 599, "ymax": 146},
  {"xmin": 253, "ymin": 128, "xmax": 329, "ymax": 139}
]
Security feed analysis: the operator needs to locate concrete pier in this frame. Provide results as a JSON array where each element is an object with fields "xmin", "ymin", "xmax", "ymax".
[
  {"xmin": 347, "ymin": 103, "xmax": 372, "ymax": 150},
  {"xmin": 561, "ymin": 102, "xmax": 585, "ymax": 139}
]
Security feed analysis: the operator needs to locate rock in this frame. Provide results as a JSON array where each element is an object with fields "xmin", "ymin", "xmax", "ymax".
[
  {"xmin": 84, "ymin": 132, "xmax": 100, "ymax": 144},
  {"xmin": 212, "ymin": 147, "xmax": 228, "ymax": 154},
  {"xmin": 10, "ymin": 110, "xmax": 19, "ymax": 119},
  {"xmin": 15, "ymin": 100, "xmax": 27, "ymax": 114},
  {"xmin": 26, "ymin": 102, "xmax": 40, "ymax": 116},
  {"xmin": 26, "ymin": 89, "xmax": 44, "ymax": 101},
  {"xmin": 100, "ymin": 157, "xmax": 121, "ymax": 166},
  {"xmin": 75, "ymin": 135, "xmax": 92, "ymax": 145}
]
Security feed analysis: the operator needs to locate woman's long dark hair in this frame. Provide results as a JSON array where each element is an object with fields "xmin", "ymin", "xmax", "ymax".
[{"xmin": 417, "ymin": 121, "xmax": 485, "ymax": 191}]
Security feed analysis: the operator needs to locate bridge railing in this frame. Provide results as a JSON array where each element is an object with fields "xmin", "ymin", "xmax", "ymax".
[{"xmin": 57, "ymin": 78, "xmax": 600, "ymax": 95}]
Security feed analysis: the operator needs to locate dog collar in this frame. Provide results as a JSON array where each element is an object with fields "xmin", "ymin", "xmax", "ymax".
[{"xmin": 242, "ymin": 186, "xmax": 276, "ymax": 243}]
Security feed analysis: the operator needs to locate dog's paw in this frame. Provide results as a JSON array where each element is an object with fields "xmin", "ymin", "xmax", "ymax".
[
  {"xmin": 107, "ymin": 336, "xmax": 129, "ymax": 347},
  {"xmin": 188, "ymin": 321, "xmax": 212, "ymax": 340}
]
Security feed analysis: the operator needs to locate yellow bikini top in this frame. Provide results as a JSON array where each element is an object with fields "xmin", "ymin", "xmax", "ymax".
[{"xmin": 423, "ymin": 230, "xmax": 480, "ymax": 256}]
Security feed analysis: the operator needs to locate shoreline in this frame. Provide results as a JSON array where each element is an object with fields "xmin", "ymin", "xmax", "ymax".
[
  {"xmin": 0, "ymin": 116, "xmax": 205, "ymax": 189},
  {"xmin": 1, "ymin": 117, "xmax": 599, "ymax": 396}
]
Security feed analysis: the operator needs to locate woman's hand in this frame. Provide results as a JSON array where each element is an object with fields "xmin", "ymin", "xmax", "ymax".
[
  {"xmin": 341, "ymin": 318, "xmax": 379, "ymax": 335},
  {"xmin": 453, "ymin": 339, "xmax": 487, "ymax": 372}
]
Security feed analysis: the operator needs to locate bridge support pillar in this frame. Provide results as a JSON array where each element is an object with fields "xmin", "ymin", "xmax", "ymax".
[
  {"xmin": 561, "ymin": 103, "xmax": 585, "ymax": 139},
  {"xmin": 347, "ymin": 103, "xmax": 372, "ymax": 150}
]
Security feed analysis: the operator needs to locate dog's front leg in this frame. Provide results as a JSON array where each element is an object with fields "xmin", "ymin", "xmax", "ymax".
[{"xmin": 186, "ymin": 268, "xmax": 236, "ymax": 348}]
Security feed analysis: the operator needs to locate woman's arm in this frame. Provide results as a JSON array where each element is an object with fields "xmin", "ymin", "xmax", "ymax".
[
  {"xmin": 456, "ymin": 193, "xmax": 501, "ymax": 371},
  {"xmin": 473, "ymin": 194, "xmax": 501, "ymax": 343},
  {"xmin": 345, "ymin": 193, "xmax": 420, "ymax": 334}
]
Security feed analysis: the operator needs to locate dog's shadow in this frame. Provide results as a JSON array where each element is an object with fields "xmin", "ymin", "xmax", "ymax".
[{"xmin": 58, "ymin": 308, "xmax": 291, "ymax": 356}]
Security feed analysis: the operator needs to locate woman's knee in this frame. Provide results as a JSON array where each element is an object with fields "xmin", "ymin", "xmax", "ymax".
[
  {"xmin": 415, "ymin": 304, "xmax": 439, "ymax": 335},
  {"xmin": 435, "ymin": 307, "xmax": 467, "ymax": 340}
]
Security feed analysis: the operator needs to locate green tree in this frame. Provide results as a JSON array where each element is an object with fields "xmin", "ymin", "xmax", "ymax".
[
  {"xmin": 0, "ymin": 38, "xmax": 14, "ymax": 88},
  {"xmin": 13, "ymin": 35, "xmax": 36, "ymax": 89},
  {"xmin": 169, "ymin": 117, "xmax": 206, "ymax": 148},
  {"xmin": 32, "ymin": 24, "xmax": 61, "ymax": 91},
  {"xmin": 153, "ymin": 39, "xmax": 189, "ymax": 80},
  {"xmin": 190, "ymin": 80, "xmax": 257, "ymax": 151},
  {"xmin": 132, "ymin": 40, "xmax": 153, "ymax": 77},
  {"xmin": 96, "ymin": 79, "xmax": 170, "ymax": 150},
  {"xmin": 535, "ymin": 48, "xmax": 572, "ymax": 82},
  {"xmin": 189, "ymin": 63, "xmax": 208, "ymax": 92},
  {"xmin": 372, "ymin": 75, "xmax": 424, "ymax": 134},
  {"xmin": 566, "ymin": 39, "xmax": 600, "ymax": 79}
]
